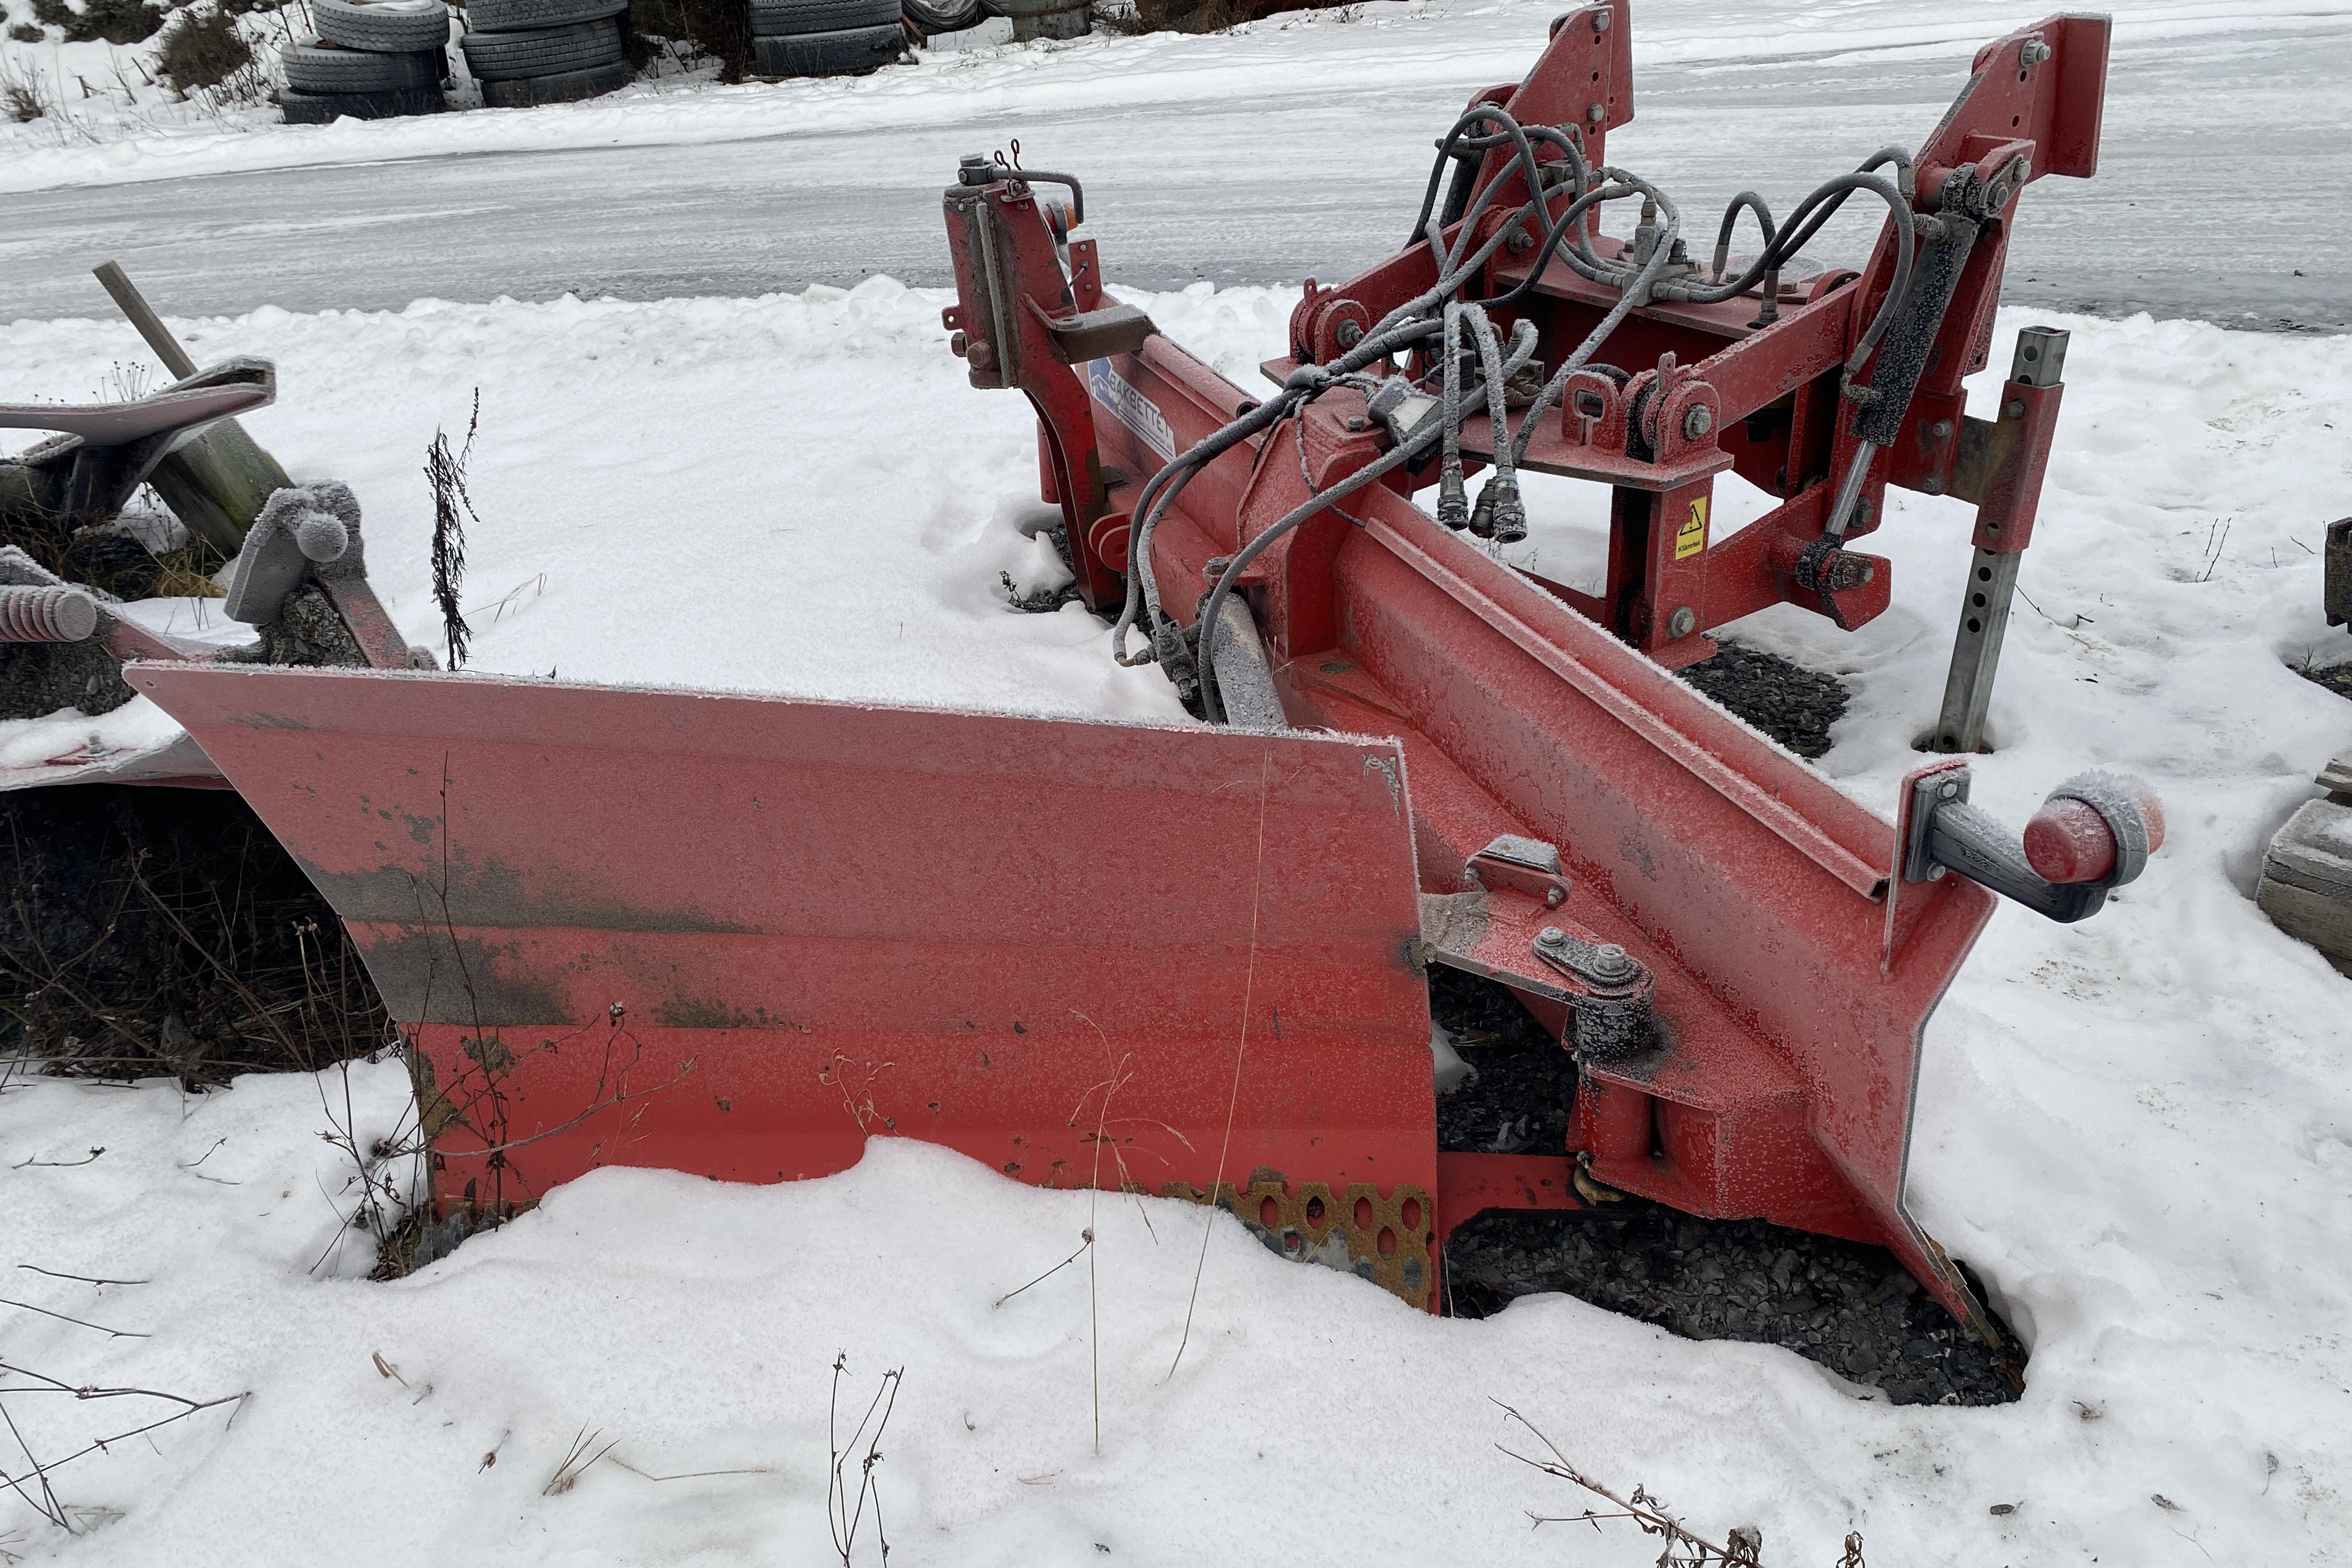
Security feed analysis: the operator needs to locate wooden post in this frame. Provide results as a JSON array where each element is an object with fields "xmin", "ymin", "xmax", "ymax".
[{"xmin": 93, "ymin": 261, "xmax": 295, "ymax": 557}]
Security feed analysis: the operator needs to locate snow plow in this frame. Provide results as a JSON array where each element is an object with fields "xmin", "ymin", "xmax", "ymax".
[{"xmin": 99, "ymin": 4, "xmax": 2156, "ymax": 1343}]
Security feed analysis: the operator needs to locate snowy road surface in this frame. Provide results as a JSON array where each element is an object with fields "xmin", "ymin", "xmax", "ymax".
[{"xmin": 4, "ymin": 0, "xmax": 2349, "ymax": 324}]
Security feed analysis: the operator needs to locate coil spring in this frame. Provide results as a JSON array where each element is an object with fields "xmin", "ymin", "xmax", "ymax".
[{"xmin": 0, "ymin": 584, "xmax": 100, "ymax": 643}]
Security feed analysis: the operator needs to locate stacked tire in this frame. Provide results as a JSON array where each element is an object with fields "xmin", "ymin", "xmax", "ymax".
[
  {"xmin": 281, "ymin": 0, "xmax": 453, "ymax": 123},
  {"xmin": 991, "ymin": 0, "xmax": 1087, "ymax": 40},
  {"xmin": 750, "ymin": 0, "xmax": 904, "ymax": 78},
  {"xmin": 460, "ymin": 0, "xmax": 631, "ymax": 108}
]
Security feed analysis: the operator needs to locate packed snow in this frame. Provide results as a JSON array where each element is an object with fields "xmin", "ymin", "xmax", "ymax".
[
  {"xmin": 7, "ymin": 0, "xmax": 2352, "ymax": 1558},
  {"xmin": 3, "ymin": 274, "xmax": 2350, "ymax": 1564}
]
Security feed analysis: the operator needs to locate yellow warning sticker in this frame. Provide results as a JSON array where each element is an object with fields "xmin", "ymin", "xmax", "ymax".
[{"xmin": 1674, "ymin": 497, "xmax": 1709, "ymax": 560}]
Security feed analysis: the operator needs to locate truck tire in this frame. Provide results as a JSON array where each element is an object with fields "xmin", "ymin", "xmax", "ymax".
[
  {"xmin": 314, "ymin": 0, "xmax": 452, "ymax": 53},
  {"xmin": 751, "ymin": 21, "xmax": 901, "ymax": 75},
  {"xmin": 281, "ymin": 83, "xmax": 449, "ymax": 121},
  {"xmin": 902, "ymin": 0, "xmax": 981, "ymax": 32},
  {"xmin": 461, "ymin": 0, "xmax": 626, "ymax": 32},
  {"xmin": 478, "ymin": 58, "xmax": 629, "ymax": 104},
  {"xmin": 748, "ymin": 0, "xmax": 896, "ymax": 37},
  {"xmin": 459, "ymin": 16, "xmax": 624, "ymax": 79},
  {"xmin": 280, "ymin": 38, "xmax": 446, "ymax": 93}
]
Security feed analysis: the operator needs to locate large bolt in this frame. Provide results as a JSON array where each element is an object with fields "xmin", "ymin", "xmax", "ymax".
[
  {"xmin": 1929, "ymin": 419, "xmax": 1953, "ymax": 439},
  {"xmin": 1589, "ymin": 943, "xmax": 1635, "ymax": 981},
  {"xmin": 1587, "ymin": 103, "xmax": 1606, "ymax": 124},
  {"xmin": 968, "ymin": 340, "xmax": 995, "ymax": 370},
  {"xmin": 1537, "ymin": 926, "xmax": 1567, "ymax": 947},
  {"xmin": 2004, "ymin": 398, "xmax": 2027, "ymax": 419},
  {"xmin": 1667, "ymin": 606, "xmax": 1696, "ymax": 638},
  {"xmin": 1545, "ymin": 885, "xmax": 1564, "ymax": 907},
  {"xmin": 2021, "ymin": 37, "xmax": 2052, "ymax": 64},
  {"xmin": 1682, "ymin": 404, "xmax": 1713, "ymax": 440},
  {"xmin": 1334, "ymin": 320, "xmax": 1363, "ymax": 350}
]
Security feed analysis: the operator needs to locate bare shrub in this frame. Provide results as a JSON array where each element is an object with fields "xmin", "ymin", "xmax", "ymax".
[
  {"xmin": 158, "ymin": 8, "xmax": 256, "ymax": 93},
  {"xmin": 0, "ymin": 786, "xmax": 388, "ymax": 1083},
  {"xmin": 1497, "ymin": 1402, "xmax": 1867, "ymax": 1567},
  {"xmin": 1091, "ymin": 0, "xmax": 1291, "ymax": 33},
  {"xmin": 424, "ymin": 391, "xmax": 480, "ymax": 670},
  {"xmin": 32, "ymin": 0, "xmax": 169, "ymax": 46},
  {"xmin": 628, "ymin": 0, "xmax": 746, "ymax": 81}
]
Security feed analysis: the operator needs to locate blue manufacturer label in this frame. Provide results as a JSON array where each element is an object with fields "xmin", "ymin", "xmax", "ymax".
[{"xmin": 1088, "ymin": 358, "xmax": 1175, "ymax": 464}]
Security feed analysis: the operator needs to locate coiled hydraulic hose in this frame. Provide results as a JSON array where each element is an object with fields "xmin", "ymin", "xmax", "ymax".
[{"xmin": 1114, "ymin": 102, "xmax": 1936, "ymax": 715}]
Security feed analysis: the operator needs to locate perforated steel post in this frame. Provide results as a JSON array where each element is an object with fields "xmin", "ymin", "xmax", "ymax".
[{"xmin": 1933, "ymin": 326, "xmax": 2069, "ymax": 752}]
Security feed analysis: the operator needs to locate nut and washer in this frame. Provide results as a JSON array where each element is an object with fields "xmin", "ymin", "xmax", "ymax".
[
  {"xmin": 1667, "ymin": 606, "xmax": 1697, "ymax": 638},
  {"xmin": 1682, "ymin": 404, "xmax": 1713, "ymax": 440}
]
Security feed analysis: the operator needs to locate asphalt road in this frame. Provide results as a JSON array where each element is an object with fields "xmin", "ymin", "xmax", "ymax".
[{"xmin": 4, "ymin": 13, "xmax": 2347, "ymax": 327}]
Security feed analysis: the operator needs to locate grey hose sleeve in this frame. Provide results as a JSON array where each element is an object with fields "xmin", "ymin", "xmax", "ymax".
[{"xmin": 1196, "ymin": 425, "xmax": 1438, "ymax": 719}]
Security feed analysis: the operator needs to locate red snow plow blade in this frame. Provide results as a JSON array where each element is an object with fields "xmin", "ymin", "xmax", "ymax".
[{"xmin": 131, "ymin": 663, "xmax": 1446, "ymax": 1307}]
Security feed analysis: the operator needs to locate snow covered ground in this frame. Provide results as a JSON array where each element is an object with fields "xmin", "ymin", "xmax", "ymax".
[
  {"xmin": 6, "ymin": 0, "xmax": 2352, "ymax": 1559},
  {"xmin": 4, "ymin": 278, "xmax": 2351, "ymax": 1564}
]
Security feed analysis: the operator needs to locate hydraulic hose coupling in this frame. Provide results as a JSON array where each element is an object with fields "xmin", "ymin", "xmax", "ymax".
[
  {"xmin": 1436, "ymin": 462, "xmax": 1470, "ymax": 531},
  {"xmin": 1482, "ymin": 474, "xmax": 1528, "ymax": 543}
]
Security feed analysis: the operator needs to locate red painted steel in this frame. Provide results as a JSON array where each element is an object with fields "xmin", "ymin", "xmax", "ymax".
[
  {"xmin": 914, "ymin": 4, "xmax": 2118, "ymax": 1339},
  {"xmin": 132, "ymin": 662, "xmax": 1438, "ymax": 1240}
]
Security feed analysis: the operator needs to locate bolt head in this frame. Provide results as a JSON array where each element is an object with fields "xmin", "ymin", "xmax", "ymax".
[
  {"xmin": 1334, "ymin": 319, "xmax": 1364, "ymax": 349},
  {"xmin": 1545, "ymin": 886, "xmax": 1564, "ymax": 907},
  {"xmin": 2004, "ymin": 398, "xmax": 2027, "ymax": 419},
  {"xmin": 1587, "ymin": 103, "xmax": 1605, "ymax": 124},
  {"xmin": 1537, "ymin": 926, "xmax": 1567, "ymax": 947},
  {"xmin": 968, "ymin": 340, "xmax": 995, "ymax": 370},
  {"xmin": 2021, "ymin": 37, "xmax": 2051, "ymax": 64},
  {"xmin": 1345, "ymin": 415, "xmax": 1369, "ymax": 432},
  {"xmin": 1922, "ymin": 476, "xmax": 1944, "ymax": 496},
  {"xmin": 1940, "ymin": 780, "xmax": 1961, "ymax": 799},
  {"xmin": 1462, "ymin": 867, "xmax": 1482, "ymax": 888},
  {"xmin": 1667, "ymin": 606, "xmax": 1696, "ymax": 639},
  {"xmin": 1929, "ymin": 419, "xmax": 1953, "ymax": 439},
  {"xmin": 1682, "ymin": 404, "xmax": 1713, "ymax": 439}
]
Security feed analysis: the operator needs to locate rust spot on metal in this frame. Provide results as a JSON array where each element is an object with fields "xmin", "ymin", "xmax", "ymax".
[
  {"xmin": 1163, "ymin": 1175, "xmax": 1435, "ymax": 1311},
  {"xmin": 347, "ymin": 922, "xmax": 566, "ymax": 1026},
  {"xmin": 657, "ymin": 998, "xmax": 787, "ymax": 1030}
]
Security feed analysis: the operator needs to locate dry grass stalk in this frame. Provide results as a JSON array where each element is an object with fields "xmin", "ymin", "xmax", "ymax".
[
  {"xmin": 1496, "ymin": 1401, "xmax": 1867, "ymax": 1566},
  {"xmin": 1167, "ymin": 739, "xmax": 1273, "ymax": 1380},
  {"xmin": 828, "ymin": 1354, "xmax": 903, "ymax": 1566}
]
